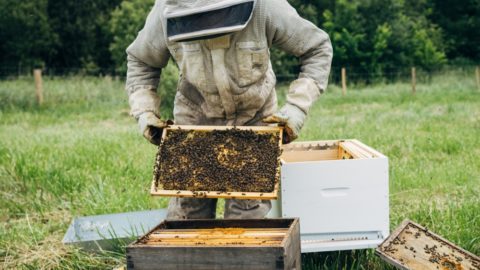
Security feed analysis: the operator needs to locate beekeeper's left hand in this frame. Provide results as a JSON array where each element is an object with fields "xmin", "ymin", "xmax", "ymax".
[{"xmin": 263, "ymin": 103, "xmax": 306, "ymax": 144}]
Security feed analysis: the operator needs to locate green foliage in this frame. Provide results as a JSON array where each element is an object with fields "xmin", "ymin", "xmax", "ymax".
[
  {"xmin": 371, "ymin": 24, "xmax": 392, "ymax": 74},
  {"xmin": 109, "ymin": 0, "xmax": 155, "ymax": 74},
  {"xmin": 271, "ymin": 0, "xmax": 451, "ymax": 82},
  {"xmin": 412, "ymin": 29, "xmax": 446, "ymax": 69},
  {"xmin": 109, "ymin": 0, "xmax": 178, "ymax": 119},
  {"xmin": 47, "ymin": 0, "xmax": 122, "ymax": 72},
  {"xmin": 0, "ymin": 0, "xmax": 121, "ymax": 74},
  {"xmin": 0, "ymin": 0, "xmax": 477, "ymax": 79},
  {"xmin": 428, "ymin": 0, "xmax": 480, "ymax": 61},
  {"xmin": 322, "ymin": 1, "xmax": 365, "ymax": 66},
  {"xmin": 304, "ymin": 0, "xmax": 447, "ymax": 82},
  {"xmin": 0, "ymin": 0, "xmax": 57, "ymax": 68},
  {"xmin": 270, "ymin": 48, "xmax": 299, "ymax": 79}
]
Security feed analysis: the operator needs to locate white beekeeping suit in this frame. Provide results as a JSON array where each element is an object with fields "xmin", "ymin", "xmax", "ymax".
[{"xmin": 126, "ymin": 0, "xmax": 333, "ymax": 219}]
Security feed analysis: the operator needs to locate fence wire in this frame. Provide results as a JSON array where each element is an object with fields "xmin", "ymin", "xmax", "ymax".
[{"xmin": 1, "ymin": 64, "xmax": 478, "ymax": 86}]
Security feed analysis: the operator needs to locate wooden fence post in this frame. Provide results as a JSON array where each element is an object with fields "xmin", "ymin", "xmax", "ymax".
[
  {"xmin": 411, "ymin": 67, "xmax": 416, "ymax": 95},
  {"xmin": 476, "ymin": 66, "xmax": 480, "ymax": 90},
  {"xmin": 34, "ymin": 69, "xmax": 44, "ymax": 105},
  {"xmin": 341, "ymin": 67, "xmax": 347, "ymax": 96}
]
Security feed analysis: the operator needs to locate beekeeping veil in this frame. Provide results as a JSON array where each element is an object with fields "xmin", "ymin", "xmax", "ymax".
[{"xmin": 164, "ymin": 0, "xmax": 256, "ymax": 42}]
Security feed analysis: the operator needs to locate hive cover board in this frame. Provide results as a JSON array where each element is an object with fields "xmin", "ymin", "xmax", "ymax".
[
  {"xmin": 151, "ymin": 125, "xmax": 282, "ymax": 199},
  {"xmin": 126, "ymin": 218, "xmax": 301, "ymax": 270},
  {"xmin": 376, "ymin": 220, "xmax": 480, "ymax": 270},
  {"xmin": 62, "ymin": 209, "xmax": 167, "ymax": 251}
]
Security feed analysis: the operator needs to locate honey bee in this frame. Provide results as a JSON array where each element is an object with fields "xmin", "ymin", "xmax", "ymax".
[{"xmin": 154, "ymin": 128, "xmax": 281, "ymax": 195}]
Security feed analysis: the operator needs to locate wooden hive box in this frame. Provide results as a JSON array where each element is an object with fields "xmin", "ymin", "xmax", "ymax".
[
  {"xmin": 151, "ymin": 125, "xmax": 283, "ymax": 200},
  {"xmin": 270, "ymin": 139, "xmax": 390, "ymax": 252},
  {"xmin": 126, "ymin": 218, "xmax": 301, "ymax": 270}
]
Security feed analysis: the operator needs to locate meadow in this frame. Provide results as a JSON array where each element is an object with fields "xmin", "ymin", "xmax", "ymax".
[{"xmin": 0, "ymin": 70, "xmax": 479, "ymax": 269}]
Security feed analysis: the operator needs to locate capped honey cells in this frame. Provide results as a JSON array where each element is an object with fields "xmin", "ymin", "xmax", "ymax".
[
  {"xmin": 153, "ymin": 128, "xmax": 281, "ymax": 193},
  {"xmin": 377, "ymin": 221, "xmax": 480, "ymax": 270}
]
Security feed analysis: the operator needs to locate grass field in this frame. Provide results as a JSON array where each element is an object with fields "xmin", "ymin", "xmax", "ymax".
[{"xmin": 1, "ymin": 70, "xmax": 479, "ymax": 269}]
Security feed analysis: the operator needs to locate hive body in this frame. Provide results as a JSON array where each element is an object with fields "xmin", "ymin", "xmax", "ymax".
[{"xmin": 127, "ymin": 218, "xmax": 301, "ymax": 270}]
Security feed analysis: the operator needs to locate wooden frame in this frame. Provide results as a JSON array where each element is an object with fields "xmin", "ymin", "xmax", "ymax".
[
  {"xmin": 150, "ymin": 125, "xmax": 283, "ymax": 200},
  {"xmin": 339, "ymin": 140, "xmax": 376, "ymax": 159},
  {"xmin": 280, "ymin": 139, "xmax": 383, "ymax": 163},
  {"xmin": 132, "ymin": 218, "xmax": 297, "ymax": 247},
  {"xmin": 376, "ymin": 219, "xmax": 480, "ymax": 270}
]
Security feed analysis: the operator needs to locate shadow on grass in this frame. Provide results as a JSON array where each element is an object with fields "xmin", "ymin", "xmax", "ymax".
[{"xmin": 301, "ymin": 249, "xmax": 393, "ymax": 270}]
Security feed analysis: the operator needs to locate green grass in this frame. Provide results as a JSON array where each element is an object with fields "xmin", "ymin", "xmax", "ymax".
[{"xmin": 1, "ymin": 71, "xmax": 479, "ymax": 269}]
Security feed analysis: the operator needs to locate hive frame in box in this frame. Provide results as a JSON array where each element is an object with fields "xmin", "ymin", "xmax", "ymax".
[
  {"xmin": 268, "ymin": 139, "xmax": 390, "ymax": 253},
  {"xmin": 126, "ymin": 218, "xmax": 301, "ymax": 270},
  {"xmin": 150, "ymin": 125, "xmax": 283, "ymax": 200},
  {"xmin": 376, "ymin": 219, "xmax": 480, "ymax": 270}
]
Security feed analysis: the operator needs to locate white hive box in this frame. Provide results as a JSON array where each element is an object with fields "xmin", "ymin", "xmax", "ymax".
[{"xmin": 268, "ymin": 139, "xmax": 389, "ymax": 253}]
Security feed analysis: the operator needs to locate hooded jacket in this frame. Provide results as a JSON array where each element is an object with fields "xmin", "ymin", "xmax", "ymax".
[{"xmin": 126, "ymin": 0, "xmax": 333, "ymax": 126}]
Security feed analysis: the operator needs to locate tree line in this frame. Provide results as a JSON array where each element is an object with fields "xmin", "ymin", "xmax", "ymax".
[{"xmin": 0, "ymin": 0, "xmax": 478, "ymax": 80}]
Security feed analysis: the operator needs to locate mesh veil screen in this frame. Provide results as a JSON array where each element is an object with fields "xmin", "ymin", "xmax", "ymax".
[{"xmin": 167, "ymin": 2, "xmax": 254, "ymax": 40}]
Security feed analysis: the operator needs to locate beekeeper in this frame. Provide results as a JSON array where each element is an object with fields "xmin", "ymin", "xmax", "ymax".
[{"xmin": 126, "ymin": 0, "xmax": 332, "ymax": 219}]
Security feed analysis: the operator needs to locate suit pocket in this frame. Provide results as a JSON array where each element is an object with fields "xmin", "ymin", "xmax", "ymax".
[
  {"xmin": 181, "ymin": 43, "xmax": 212, "ymax": 93},
  {"xmin": 235, "ymin": 41, "xmax": 269, "ymax": 87}
]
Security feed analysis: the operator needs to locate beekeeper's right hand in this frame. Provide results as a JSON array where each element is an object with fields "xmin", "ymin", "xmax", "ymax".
[{"xmin": 138, "ymin": 112, "xmax": 170, "ymax": 145}]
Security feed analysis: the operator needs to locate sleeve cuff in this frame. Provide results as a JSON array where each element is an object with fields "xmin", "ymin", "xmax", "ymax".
[{"xmin": 286, "ymin": 77, "xmax": 320, "ymax": 114}]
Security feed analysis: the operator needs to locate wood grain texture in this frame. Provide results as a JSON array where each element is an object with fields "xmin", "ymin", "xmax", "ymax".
[
  {"xmin": 143, "ymin": 227, "xmax": 288, "ymax": 246},
  {"xmin": 341, "ymin": 67, "xmax": 347, "ymax": 96},
  {"xmin": 150, "ymin": 187, "xmax": 278, "ymax": 200},
  {"xmin": 127, "ymin": 219, "xmax": 301, "ymax": 270},
  {"xmin": 281, "ymin": 149, "xmax": 338, "ymax": 162},
  {"xmin": 281, "ymin": 139, "xmax": 383, "ymax": 163},
  {"xmin": 376, "ymin": 220, "xmax": 480, "ymax": 270},
  {"xmin": 33, "ymin": 69, "xmax": 44, "ymax": 105}
]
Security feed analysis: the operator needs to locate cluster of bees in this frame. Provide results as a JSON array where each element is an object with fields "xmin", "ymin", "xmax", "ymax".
[
  {"xmin": 381, "ymin": 224, "xmax": 474, "ymax": 269},
  {"xmin": 153, "ymin": 128, "xmax": 281, "ymax": 193}
]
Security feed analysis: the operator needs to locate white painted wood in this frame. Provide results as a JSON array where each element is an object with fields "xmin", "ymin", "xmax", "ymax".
[
  {"xmin": 269, "ymin": 139, "xmax": 390, "ymax": 252},
  {"xmin": 301, "ymin": 238, "xmax": 384, "ymax": 253}
]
